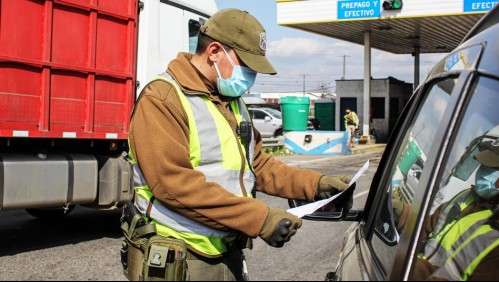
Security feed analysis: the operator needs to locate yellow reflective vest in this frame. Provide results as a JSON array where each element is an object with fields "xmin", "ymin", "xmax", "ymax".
[
  {"xmin": 420, "ymin": 189, "xmax": 499, "ymax": 280},
  {"xmin": 130, "ymin": 74, "xmax": 255, "ymax": 256}
]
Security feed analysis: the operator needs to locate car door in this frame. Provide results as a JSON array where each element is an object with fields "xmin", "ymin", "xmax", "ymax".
[
  {"xmin": 334, "ymin": 43, "xmax": 489, "ymax": 280},
  {"xmin": 395, "ymin": 47, "xmax": 499, "ymax": 280}
]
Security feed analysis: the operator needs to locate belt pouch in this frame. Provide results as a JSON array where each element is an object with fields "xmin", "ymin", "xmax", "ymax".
[
  {"xmin": 121, "ymin": 218, "xmax": 155, "ymax": 281},
  {"xmin": 142, "ymin": 235, "xmax": 188, "ymax": 281},
  {"xmin": 128, "ymin": 242, "xmax": 145, "ymax": 281}
]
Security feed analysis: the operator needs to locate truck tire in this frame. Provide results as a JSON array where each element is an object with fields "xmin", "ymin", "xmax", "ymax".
[{"xmin": 25, "ymin": 205, "xmax": 75, "ymax": 220}]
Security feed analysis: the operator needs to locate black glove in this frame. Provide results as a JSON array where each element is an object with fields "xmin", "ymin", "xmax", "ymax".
[
  {"xmin": 315, "ymin": 175, "xmax": 351, "ymax": 200},
  {"xmin": 259, "ymin": 207, "xmax": 302, "ymax": 248}
]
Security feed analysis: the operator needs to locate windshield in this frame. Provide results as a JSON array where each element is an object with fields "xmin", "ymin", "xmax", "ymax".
[{"xmin": 264, "ymin": 108, "xmax": 282, "ymax": 119}]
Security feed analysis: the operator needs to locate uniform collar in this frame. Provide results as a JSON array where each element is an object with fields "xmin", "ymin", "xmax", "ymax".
[{"xmin": 167, "ymin": 52, "xmax": 215, "ymax": 97}]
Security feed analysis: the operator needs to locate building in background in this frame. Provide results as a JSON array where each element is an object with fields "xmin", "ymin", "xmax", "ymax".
[{"xmin": 336, "ymin": 77, "xmax": 413, "ymax": 142}]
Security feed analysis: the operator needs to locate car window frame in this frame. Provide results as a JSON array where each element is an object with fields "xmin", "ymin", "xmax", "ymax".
[
  {"xmin": 394, "ymin": 41, "xmax": 488, "ymax": 279},
  {"xmin": 350, "ymin": 81, "xmax": 432, "ymax": 280},
  {"xmin": 354, "ymin": 69, "xmax": 478, "ymax": 280},
  {"xmin": 393, "ymin": 69, "xmax": 478, "ymax": 280}
]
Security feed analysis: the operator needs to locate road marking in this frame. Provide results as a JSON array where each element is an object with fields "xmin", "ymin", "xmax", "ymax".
[{"xmin": 354, "ymin": 190, "xmax": 369, "ymax": 199}]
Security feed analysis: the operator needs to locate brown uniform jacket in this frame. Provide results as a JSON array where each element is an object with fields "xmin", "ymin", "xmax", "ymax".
[
  {"xmin": 398, "ymin": 190, "xmax": 499, "ymax": 281},
  {"xmin": 129, "ymin": 52, "xmax": 322, "ymax": 240}
]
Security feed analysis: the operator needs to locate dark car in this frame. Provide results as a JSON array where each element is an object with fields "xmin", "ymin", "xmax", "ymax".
[{"xmin": 290, "ymin": 5, "xmax": 499, "ymax": 281}]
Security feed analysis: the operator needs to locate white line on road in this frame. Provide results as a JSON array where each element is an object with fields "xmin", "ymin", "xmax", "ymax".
[{"xmin": 354, "ymin": 190, "xmax": 370, "ymax": 199}]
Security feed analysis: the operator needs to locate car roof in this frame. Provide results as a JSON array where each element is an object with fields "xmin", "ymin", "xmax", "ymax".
[
  {"xmin": 459, "ymin": 4, "xmax": 499, "ymax": 75},
  {"xmin": 249, "ymin": 107, "xmax": 278, "ymax": 111},
  {"xmin": 461, "ymin": 4, "xmax": 499, "ymax": 44}
]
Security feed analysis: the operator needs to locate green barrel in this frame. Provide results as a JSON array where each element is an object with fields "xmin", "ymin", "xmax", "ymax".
[
  {"xmin": 280, "ymin": 96, "xmax": 310, "ymax": 131},
  {"xmin": 398, "ymin": 140, "xmax": 422, "ymax": 175},
  {"xmin": 314, "ymin": 98, "xmax": 335, "ymax": 130}
]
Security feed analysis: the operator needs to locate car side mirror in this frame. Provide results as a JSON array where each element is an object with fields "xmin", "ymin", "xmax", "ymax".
[
  {"xmin": 287, "ymin": 183, "xmax": 362, "ymax": 222},
  {"xmin": 264, "ymin": 116, "xmax": 272, "ymax": 122}
]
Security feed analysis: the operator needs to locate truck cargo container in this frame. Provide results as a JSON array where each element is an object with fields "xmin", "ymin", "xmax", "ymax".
[{"xmin": 0, "ymin": 0, "xmax": 217, "ymax": 218}]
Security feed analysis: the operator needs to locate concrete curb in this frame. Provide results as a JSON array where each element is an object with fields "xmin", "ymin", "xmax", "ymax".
[{"xmin": 351, "ymin": 144, "xmax": 387, "ymax": 155}]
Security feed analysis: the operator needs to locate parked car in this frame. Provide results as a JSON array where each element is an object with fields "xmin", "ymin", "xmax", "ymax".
[
  {"xmin": 289, "ymin": 5, "xmax": 499, "ymax": 281},
  {"xmin": 248, "ymin": 107, "xmax": 315, "ymax": 138},
  {"xmin": 248, "ymin": 107, "xmax": 284, "ymax": 138}
]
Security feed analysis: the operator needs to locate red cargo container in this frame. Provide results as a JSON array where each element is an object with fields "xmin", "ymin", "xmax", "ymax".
[
  {"xmin": 0, "ymin": 0, "xmax": 217, "ymax": 217},
  {"xmin": 0, "ymin": 0, "xmax": 139, "ymax": 216},
  {"xmin": 0, "ymin": 0, "xmax": 137, "ymax": 139}
]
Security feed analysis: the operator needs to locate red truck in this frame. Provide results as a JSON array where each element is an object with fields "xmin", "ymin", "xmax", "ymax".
[{"xmin": 0, "ymin": 0, "xmax": 216, "ymax": 218}]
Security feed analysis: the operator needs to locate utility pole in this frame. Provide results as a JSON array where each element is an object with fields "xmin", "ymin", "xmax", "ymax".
[
  {"xmin": 302, "ymin": 74, "xmax": 306, "ymax": 96},
  {"xmin": 340, "ymin": 55, "xmax": 351, "ymax": 80}
]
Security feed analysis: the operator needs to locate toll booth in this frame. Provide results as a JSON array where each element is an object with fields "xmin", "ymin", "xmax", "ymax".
[
  {"xmin": 336, "ymin": 77, "xmax": 413, "ymax": 142},
  {"xmin": 276, "ymin": 0, "xmax": 495, "ymax": 141}
]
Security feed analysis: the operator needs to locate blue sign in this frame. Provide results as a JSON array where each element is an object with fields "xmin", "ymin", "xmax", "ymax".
[
  {"xmin": 464, "ymin": 0, "xmax": 498, "ymax": 12},
  {"xmin": 338, "ymin": 0, "xmax": 381, "ymax": 20},
  {"xmin": 445, "ymin": 52, "xmax": 461, "ymax": 71}
]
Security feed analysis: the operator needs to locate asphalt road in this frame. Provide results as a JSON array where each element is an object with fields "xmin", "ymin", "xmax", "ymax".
[{"xmin": 0, "ymin": 150, "xmax": 382, "ymax": 281}]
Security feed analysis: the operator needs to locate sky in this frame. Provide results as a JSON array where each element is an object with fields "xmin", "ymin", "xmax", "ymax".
[{"xmin": 214, "ymin": 0, "xmax": 446, "ymax": 95}]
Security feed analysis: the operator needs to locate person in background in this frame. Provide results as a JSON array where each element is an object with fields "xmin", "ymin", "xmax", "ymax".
[
  {"xmin": 127, "ymin": 8, "xmax": 353, "ymax": 281},
  {"xmin": 392, "ymin": 140, "xmax": 499, "ymax": 281},
  {"xmin": 344, "ymin": 108, "xmax": 359, "ymax": 148}
]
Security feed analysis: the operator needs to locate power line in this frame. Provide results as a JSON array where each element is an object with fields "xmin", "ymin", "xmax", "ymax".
[{"xmin": 250, "ymin": 85, "xmax": 336, "ymax": 94}]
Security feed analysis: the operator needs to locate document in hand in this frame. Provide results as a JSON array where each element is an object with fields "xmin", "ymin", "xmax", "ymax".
[{"xmin": 287, "ymin": 160, "xmax": 369, "ymax": 218}]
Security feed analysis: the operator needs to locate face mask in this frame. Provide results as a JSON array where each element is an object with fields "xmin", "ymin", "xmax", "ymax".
[
  {"xmin": 213, "ymin": 48, "xmax": 257, "ymax": 97},
  {"xmin": 475, "ymin": 165, "xmax": 499, "ymax": 200}
]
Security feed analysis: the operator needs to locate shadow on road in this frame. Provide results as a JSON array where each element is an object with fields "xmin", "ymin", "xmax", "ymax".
[{"xmin": 0, "ymin": 206, "xmax": 123, "ymax": 256}]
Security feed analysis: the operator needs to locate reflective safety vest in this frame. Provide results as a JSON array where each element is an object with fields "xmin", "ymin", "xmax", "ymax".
[
  {"xmin": 344, "ymin": 112, "xmax": 358, "ymax": 128},
  {"xmin": 130, "ymin": 74, "xmax": 255, "ymax": 256},
  {"xmin": 419, "ymin": 189, "xmax": 499, "ymax": 280}
]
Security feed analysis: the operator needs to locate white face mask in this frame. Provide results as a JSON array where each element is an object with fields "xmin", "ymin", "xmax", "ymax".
[{"xmin": 213, "ymin": 48, "xmax": 257, "ymax": 97}]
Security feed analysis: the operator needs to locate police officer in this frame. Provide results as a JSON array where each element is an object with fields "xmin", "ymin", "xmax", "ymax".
[
  {"xmin": 128, "ymin": 8, "xmax": 352, "ymax": 281},
  {"xmin": 344, "ymin": 108, "xmax": 359, "ymax": 148}
]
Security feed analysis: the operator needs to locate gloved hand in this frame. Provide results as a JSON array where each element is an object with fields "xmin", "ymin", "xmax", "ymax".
[
  {"xmin": 259, "ymin": 207, "xmax": 302, "ymax": 248},
  {"xmin": 315, "ymin": 175, "xmax": 351, "ymax": 200}
]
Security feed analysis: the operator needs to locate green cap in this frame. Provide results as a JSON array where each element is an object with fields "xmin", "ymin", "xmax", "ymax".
[
  {"xmin": 475, "ymin": 140, "xmax": 499, "ymax": 169},
  {"xmin": 200, "ymin": 8, "xmax": 277, "ymax": 75}
]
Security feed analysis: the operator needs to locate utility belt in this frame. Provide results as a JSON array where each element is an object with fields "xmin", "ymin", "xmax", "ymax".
[{"xmin": 120, "ymin": 201, "xmax": 188, "ymax": 281}]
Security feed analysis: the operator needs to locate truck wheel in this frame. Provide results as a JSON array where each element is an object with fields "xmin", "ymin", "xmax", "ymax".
[{"xmin": 25, "ymin": 205, "xmax": 75, "ymax": 220}]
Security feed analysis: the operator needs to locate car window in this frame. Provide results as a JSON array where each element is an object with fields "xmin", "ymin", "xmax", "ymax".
[
  {"xmin": 265, "ymin": 108, "xmax": 282, "ymax": 119},
  {"xmin": 253, "ymin": 110, "xmax": 268, "ymax": 120},
  {"xmin": 188, "ymin": 19, "xmax": 204, "ymax": 53},
  {"xmin": 411, "ymin": 76, "xmax": 499, "ymax": 279},
  {"xmin": 431, "ymin": 77, "xmax": 499, "ymax": 207},
  {"xmin": 370, "ymin": 76, "xmax": 455, "ymax": 274}
]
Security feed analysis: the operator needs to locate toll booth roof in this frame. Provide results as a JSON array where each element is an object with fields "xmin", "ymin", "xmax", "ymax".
[{"xmin": 276, "ymin": 0, "xmax": 494, "ymax": 54}]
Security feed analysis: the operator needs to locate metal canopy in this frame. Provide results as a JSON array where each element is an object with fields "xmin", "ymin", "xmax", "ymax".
[
  {"xmin": 284, "ymin": 14, "xmax": 484, "ymax": 54},
  {"xmin": 276, "ymin": 0, "xmax": 492, "ymax": 55},
  {"xmin": 281, "ymin": 14, "xmax": 484, "ymax": 54}
]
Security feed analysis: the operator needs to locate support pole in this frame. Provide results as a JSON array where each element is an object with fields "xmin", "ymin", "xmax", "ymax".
[
  {"xmin": 363, "ymin": 31, "xmax": 371, "ymax": 140},
  {"xmin": 302, "ymin": 74, "xmax": 306, "ymax": 96},
  {"xmin": 413, "ymin": 46, "xmax": 420, "ymax": 91},
  {"xmin": 340, "ymin": 55, "xmax": 350, "ymax": 80}
]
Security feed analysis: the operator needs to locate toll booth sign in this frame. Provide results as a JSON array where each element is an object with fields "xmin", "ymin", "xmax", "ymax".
[
  {"xmin": 463, "ymin": 0, "xmax": 498, "ymax": 12},
  {"xmin": 338, "ymin": 0, "xmax": 381, "ymax": 20}
]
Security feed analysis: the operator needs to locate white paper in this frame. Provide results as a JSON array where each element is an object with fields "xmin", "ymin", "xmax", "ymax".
[
  {"xmin": 349, "ymin": 159, "xmax": 369, "ymax": 186},
  {"xmin": 287, "ymin": 160, "xmax": 369, "ymax": 218}
]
